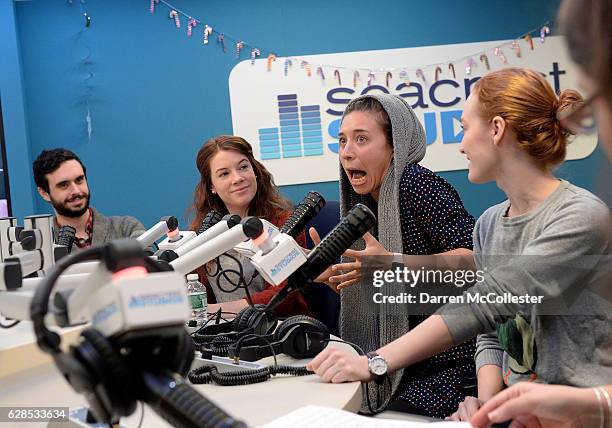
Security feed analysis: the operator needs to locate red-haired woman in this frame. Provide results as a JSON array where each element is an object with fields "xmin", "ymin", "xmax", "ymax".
[
  {"xmin": 189, "ymin": 135, "xmax": 310, "ymax": 317},
  {"xmin": 307, "ymin": 68, "xmax": 611, "ymax": 419}
]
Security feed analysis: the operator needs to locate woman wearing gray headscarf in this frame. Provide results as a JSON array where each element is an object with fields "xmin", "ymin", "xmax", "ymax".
[{"xmin": 308, "ymin": 93, "xmax": 477, "ymax": 417}]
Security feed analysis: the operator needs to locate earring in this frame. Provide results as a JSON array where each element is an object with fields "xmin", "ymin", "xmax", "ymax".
[{"xmin": 211, "ymin": 190, "xmax": 216, "ymax": 194}]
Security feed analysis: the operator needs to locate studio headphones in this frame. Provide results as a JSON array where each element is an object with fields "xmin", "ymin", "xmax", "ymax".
[
  {"xmin": 29, "ymin": 242, "xmax": 196, "ymax": 424},
  {"xmin": 193, "ymin": 304, "xmax": 329, "ymax": 361}
]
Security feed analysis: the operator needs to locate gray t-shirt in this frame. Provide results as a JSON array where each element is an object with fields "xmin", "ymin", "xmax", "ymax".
[{"xmin": 438, "ymin": 180, "xmax": 612, "ymax": 386}]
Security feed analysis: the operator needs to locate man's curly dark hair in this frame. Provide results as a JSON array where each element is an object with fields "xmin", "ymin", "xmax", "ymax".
[{"xmin": 32, "ymin": 148, "xmax": 87, "ymax": 193}]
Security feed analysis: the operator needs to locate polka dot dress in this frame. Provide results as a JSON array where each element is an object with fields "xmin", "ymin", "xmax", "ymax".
[{"xmin": 394, "ymin": 163, "xmax": 478, "ymax": 418}]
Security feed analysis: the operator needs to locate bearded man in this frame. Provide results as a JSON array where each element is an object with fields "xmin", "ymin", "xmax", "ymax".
[{"xmin": 32, "ymin": 148, "xmax": 144, "ymax": 248}]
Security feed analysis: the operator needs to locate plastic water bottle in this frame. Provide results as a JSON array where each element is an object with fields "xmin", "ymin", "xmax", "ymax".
[{"xmin": 186, "ymin": 274, "xmax": 207, "ymax": 325}]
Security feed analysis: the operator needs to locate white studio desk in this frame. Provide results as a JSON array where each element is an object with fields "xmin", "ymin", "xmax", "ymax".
[{"xmin": 0, "ymin": 321, "xmax": 362, "ymax": 428}]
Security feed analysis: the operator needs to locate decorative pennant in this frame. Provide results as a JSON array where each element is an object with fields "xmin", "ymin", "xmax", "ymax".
[
  {"xmin": 267, "ymin": 53, "xmax": 276, "ymax": 71},
  {"xmin": 494, "ymin": 47, "xmax": 507, "ymax": 64},
  {"xmin": 316, "ymin": 66, "xmax": 325, "ymax": 81},
  {"xmin": 187, "ymin": 18, "xmax": 197, "ymax": 36},
  {"xmin": 169, "ymin": 10, "xmax": 180, "ymax": 28},
  {"xmin": 300, "ymin": 61, "xmax": 312, "ymax": 77},
  {"xmin": 250, "ymin": 48, "xmax": 260, "ymax": 65},
  {"xmin": 203, "ymin": 25, "xmax": 213, "ymax": 44},
  {"xmin": 465, "ymin": 58, "xmax": 477, "ymax": 75},
  {"xmin": 416, "ymin": 68, "xmax": 426, "ymax": 83},
  {"xmin": 284, "ymin": 58, "xmax": 292, "ymax": 76},
  {"xmin": 235, "ymin": 40, "xmax": 244, "ymax": 58},
  {"xmin": 540, "ymin": 25, "xmax": 550, "ymax": 43},
  {"xmin": 217, "ymin": 33, "xmax": 226, "ymax": 52},
  {"xmin": 448, "ymin": 63, "xmax": 456, "ymax": 79},
  {"xmin": 511, "ymin": 40, "xmax": 521, "ymax": 58},
  {"xmin": 150, "ymin": 0, "xmax": 159, "ymax": 14},
  {"xmin": 479, "ymin": 54, "xmax": 490, "ymax": 70},
  {"xmin": 367, "ymin": 71, "xmax": 375, "ymax": 86}
]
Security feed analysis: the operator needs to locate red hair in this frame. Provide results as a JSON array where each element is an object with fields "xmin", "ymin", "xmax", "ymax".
[{"xmin": 473, "ymin": 68, "xmax": 583, "ymax": 169}]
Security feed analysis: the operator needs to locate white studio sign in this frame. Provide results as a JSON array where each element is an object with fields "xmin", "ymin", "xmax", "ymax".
[{"xmin": 229, "ymin": 36, "xmax": 597, "ymax": 186}]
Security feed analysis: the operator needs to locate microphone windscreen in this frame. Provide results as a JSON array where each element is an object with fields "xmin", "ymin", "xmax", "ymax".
[
  {"xmin": 279, "ymin": 191, "xmax": 325, "ymax": 238},
  {"xmin": 197, "ymin": 211, "xmax": 223, "ymax": 235}
]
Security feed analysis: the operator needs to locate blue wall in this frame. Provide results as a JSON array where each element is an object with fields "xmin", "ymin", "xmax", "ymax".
[
  {"xmin": 1, "ymin": 0, "xmax": 606, "ymax": 228},
  {"xmin": 0, "ymin": 0, "xmax": 35, "ymax": 216}
]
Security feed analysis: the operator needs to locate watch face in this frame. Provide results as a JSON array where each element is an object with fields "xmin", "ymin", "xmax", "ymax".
[{"xmin": 370, "ymin": 357, "xmax": 387, "ymax": 376}]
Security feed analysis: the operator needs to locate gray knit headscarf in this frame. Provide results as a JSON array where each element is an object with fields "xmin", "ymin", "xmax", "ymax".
[{"xmin": 338, "ymin": 93, "xmax": 426, "ymax": 412}]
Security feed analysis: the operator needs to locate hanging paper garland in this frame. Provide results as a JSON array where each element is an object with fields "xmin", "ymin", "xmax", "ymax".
[{"xmin": 147, "ymin": 3, "xmax": 553, "ymax": 85}]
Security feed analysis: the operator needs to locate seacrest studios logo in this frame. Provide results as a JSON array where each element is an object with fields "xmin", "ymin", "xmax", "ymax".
[{"xmin": 229, "ymin": 36, "xmax": 597, "ymax": 186}]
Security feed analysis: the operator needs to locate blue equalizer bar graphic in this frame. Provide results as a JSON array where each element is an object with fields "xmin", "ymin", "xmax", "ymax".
[{"xmin": 258, "ymin": 94, "xmax": 324, "ymax": 160}]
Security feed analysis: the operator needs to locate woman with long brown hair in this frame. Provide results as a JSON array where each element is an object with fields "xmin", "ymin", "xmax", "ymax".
[{"xmin": 189, "ymin": 135, "xmax": 310, "ymax": 316}]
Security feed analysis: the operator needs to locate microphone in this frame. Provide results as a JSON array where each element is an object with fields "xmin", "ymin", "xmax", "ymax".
[
  {"xmin": 265, "ymin": 203, "xmax": 376, "ymax": 312},
  {"xmin": 158, "ymin": 214, "xmax": 240, "ymax": 262},
  {"xmin": 197, "ymin": 211, "xmax": 223, "ymax": 235},
  {"xmin": 137, "ymin": 216, "xmax": 179, "ymax": 249},
  {"xmin": 56, "ymin": 225, "xmax": 76, "ymax": 251},
  {"xmin": 170, "ymin": 217, "xmax": 264, "ymax": 276},
  {"xmin": 279, "ymin": 191, "xmax": 325, "ymax": 238},
  {"xmin": 141, "ymin": 371, "xmax": 246, "ymax": 428}
]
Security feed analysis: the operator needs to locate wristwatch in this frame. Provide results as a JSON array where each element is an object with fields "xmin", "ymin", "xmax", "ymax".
[{"xmin": 366, "ymin": 351, "xmax": 388, "ymax": 383}]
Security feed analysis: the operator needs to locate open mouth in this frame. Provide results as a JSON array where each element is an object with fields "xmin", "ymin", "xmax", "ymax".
[{"xmin": 346, "ymin": 168, "xmax": 367, "ymax": 186}]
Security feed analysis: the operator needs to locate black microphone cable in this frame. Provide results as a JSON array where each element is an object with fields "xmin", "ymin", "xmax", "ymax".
[
  {"xmin": 0, "ymin": 318, "xmax": 20, "ymax": 328},
  {"xmin": 189, "ymin": 333, "xmax": 312, "ymax": 386}
]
